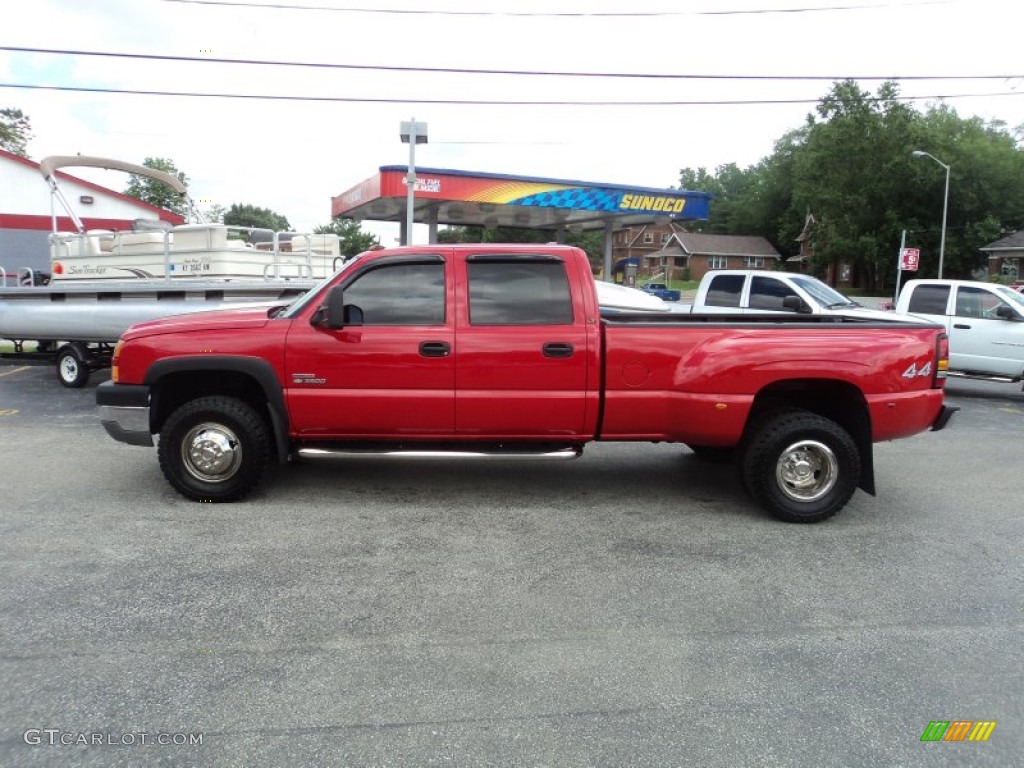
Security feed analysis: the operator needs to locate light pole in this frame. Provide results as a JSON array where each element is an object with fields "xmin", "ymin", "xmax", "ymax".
[
  {"xmin": 400, "ymin": 119, "xmax": 428, "ymax": 246},
  {"xmin": 911, "ymin": 150, "xmax": 950, "ymax": 279}
]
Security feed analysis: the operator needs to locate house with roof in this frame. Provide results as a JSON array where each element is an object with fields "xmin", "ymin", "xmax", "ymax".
[
  {"xmin": 0, "ymin": 148, "xmax": 183, "ymax": 278},
  {"xmin": 611, "ymin": 220, "xmax": 781, "ymax": 283},
  {"xmin": 981, "ymin": 231, "xmax": 1024, "ymax": 280}
]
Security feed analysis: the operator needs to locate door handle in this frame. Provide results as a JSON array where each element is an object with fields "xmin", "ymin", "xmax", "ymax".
[
  {"xmin": 542, "ymin": 342, "xmax": 574, "ymax": 358},
  {"xmin": 419, "ymin": 341, "xmax": 451, "ymax": 357},
  {"xmin": 953, "ymin": 324, "xmax": 971, "ymax": 329}
]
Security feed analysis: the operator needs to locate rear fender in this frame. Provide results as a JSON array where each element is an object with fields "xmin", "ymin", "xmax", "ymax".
[{"xmin": 746, "ymin": 380, "xmax": 875, "ymax": 496}]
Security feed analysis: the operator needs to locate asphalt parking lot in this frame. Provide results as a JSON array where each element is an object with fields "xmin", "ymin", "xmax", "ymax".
[{"xmin": 1, "ymin": 360, "xmax": 1021, "ymax": 766}]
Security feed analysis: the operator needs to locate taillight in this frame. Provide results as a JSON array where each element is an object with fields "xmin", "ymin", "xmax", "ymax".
[
  {"xmin": 934, "ymin": 333, "xmax": 949, "ymax": 387},
  {"xmin": 111, "ymin": 340, "xmax": 123, "ymax": 383}
]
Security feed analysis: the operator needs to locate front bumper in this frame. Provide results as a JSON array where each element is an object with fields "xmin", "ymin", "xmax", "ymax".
[
  {"xmin": 931, "ymin": 403, "xmax": 959, "ymax": 432},
  {"xmin": 96, "ymin": 381, "xmax": 153, "ymax": 447}
]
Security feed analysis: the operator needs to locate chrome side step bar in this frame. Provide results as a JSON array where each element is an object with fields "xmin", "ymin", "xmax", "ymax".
[
  {"xmin": 298, "ymin": 444, "xmax": 583, "ymax": 461},
  {"xmin": 946, "ymin": 371, "xmax": 1020, "ymax": 384}
]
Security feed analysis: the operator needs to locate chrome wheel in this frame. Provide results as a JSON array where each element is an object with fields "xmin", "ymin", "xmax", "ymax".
[
  {"xmin": 775, "ymin": 439, "xmax": 838, "ymax": 502},
  {"xmin": 181, "ymin": 422, "xmax": 243, "ymax": 483}
]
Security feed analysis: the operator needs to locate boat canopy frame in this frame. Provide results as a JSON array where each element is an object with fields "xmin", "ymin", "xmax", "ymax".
[{"xmin": 38, "ymin": 155, "xmax": 200, "ymax": 234}]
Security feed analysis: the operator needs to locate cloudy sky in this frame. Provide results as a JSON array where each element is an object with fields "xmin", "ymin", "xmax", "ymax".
[{"xmin": 1, "ymin": 0, "xmax": 1021, "ymax": 242}]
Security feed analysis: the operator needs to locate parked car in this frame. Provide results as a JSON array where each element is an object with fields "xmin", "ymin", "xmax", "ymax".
[
  {"xmin": 678, "ymin": 270, "xmax": 901, "ymax": 321},
  {"xmin": 894, "ymin": 278, "xmax": 1024, "ymax": 385},
  {"xmin": 640, "ymin": 282, "xmax": 681, "ymax": 302}
]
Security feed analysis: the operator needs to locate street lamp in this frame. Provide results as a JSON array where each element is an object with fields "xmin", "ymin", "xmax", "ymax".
[
  {"xmin": 400, "ymin": 119, "xmax": 428, "ymax": 246},
  {"xmin": 911, "ymin": 150, "xmax": 950, "ymax": 279}
]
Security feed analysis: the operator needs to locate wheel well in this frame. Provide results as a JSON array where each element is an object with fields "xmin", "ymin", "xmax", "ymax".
[
  {"xmin": 150, "ymin": 371, "xmax": 278, "ymax": 457},
  {"xmin": 746, "ymin": 378, "xmax": 875, "ymax": 495}
]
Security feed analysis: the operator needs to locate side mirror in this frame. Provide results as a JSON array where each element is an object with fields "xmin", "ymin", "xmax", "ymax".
[
  {"xmin": 324, "ymin": 285, "xmax": 346, "ymax": 329},
  {"xmin": 782, "ymin": 295, "xmax": 811, "ymax": 314},
  {"xmin": 996, "ymin": 304, "xmax": 1017, "ymax": 320}
]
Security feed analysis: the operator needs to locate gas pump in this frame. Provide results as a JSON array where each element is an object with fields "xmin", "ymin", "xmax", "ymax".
[{"xmin": 624, "ymin": 262, "xmax": 638, "ymax": 287}]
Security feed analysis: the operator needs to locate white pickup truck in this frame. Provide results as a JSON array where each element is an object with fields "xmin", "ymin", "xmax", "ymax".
[
  {"xmin": 679, "ymin": 270, "xmax": 898, "ymax": 321},
  {"xmin": 894, "ymin": 279, "xmax": 1024, "ymax": 385}
]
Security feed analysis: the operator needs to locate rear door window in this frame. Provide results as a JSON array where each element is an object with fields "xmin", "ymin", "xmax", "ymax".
[
  {"xmin": 467, "ymin": 259, "xmax": 573, "ymax": 325},
  {"xmin": 704, "ymin": 274, "xmax": 744, "ymax": 308},
  {"xmin": 907, "ymin": 284, "xmax": 950, "ymax": 315}
]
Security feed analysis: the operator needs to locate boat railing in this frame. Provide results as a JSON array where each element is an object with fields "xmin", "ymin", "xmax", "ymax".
[
  {"xmin": 45, "ymin": 225, "xmax": 342, "ymax": 282},
  {"xmin": 262, "ymin": 262, "xmax": 315, "ymax": 280},
  {"xmin": 0, "ymin": 267, "xmax": 46, "ymax": 289}
]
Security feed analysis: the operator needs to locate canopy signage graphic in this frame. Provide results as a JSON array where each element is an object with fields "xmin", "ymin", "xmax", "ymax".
[{"xmin": 333, "ymin": 167, "xmax": 712, "ymax": 222}]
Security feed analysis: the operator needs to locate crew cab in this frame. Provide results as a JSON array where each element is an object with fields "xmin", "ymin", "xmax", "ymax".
[
  {"xmin": 680, "ymin": 270, "xmax": 896, "ymax": 320},
  {"xmin": 894, "ymin": 278, "xmax": 1024, "ymax": 385},
  {"xmin": 640, "ymin": 282, "xmax": 682, "ymax": 302},
  {"xmin": 97, "ymin": 245, "xmax": 956, "ymax": 523}
]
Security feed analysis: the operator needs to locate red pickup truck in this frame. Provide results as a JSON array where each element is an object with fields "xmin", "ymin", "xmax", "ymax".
[{"xmin": 96, "ymin": 244, "xmax": 956, "ymax": 522}]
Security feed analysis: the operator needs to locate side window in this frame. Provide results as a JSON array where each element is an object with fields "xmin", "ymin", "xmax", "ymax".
[
  {"xmin": 907, "ymin": 284, "xmax": 950, "ymax": 315},
  {"xmin": 749, "ymin": 276, "xmax": 798, "ymax": 310},
  {"xmin": 956, "ymin": 286, "xmax": 1007, "ymax": 319},
  {"xmin": 468, "ymin": 260, "xmax": 573, "ymax": 325},
  {"xmin": 343, "ymin": 262, "xmax": 445, "ymax": 325},
  {"xmin": 705, "ymin": 274, "xmax": 744, "ymax": 308}
]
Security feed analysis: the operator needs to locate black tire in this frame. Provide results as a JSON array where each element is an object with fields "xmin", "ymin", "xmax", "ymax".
[
  {"xmin": 741, "ymin": 409, "xmax": 860, "ymax": 523},
  {"xmin": 686, "ymin": 444, "xmax": 735, "ymax": 464},
  {"xmin": 56, "ymin": 345, "xmax": 90, "ymax": 388},
  {"xmin": 157, "ymin": 396, "xmax": 270, "ymax": 502}
]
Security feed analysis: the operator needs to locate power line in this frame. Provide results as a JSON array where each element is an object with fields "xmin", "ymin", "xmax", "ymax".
[
  {"xmin": 2, "ymin": 81, "xmax": 1020, "ymax": 106},
  {"xmin": 2, "ymin": 46, "xmax": 1019, "ymax": 83},
  {"xmin": 161, "ymin": 0, "xmax": 955, "ymax": 17}
]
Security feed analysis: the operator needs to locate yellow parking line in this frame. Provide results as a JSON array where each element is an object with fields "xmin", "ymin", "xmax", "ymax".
[{"xmin": 0, "ymin": 365, "xmax": 31, "ymax": 378}]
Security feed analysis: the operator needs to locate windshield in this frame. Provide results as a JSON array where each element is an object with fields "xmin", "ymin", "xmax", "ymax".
[
  {"xmin": 790, "ymin": 275, "xmax": 856, "ymax": 307},
  {"xmin": 279, "ymin": 253, "xmax": 365, "ymax": 319},
  {"xmin": 995, "ymin": 284, "xmax": 1024, "ymax": 309}
]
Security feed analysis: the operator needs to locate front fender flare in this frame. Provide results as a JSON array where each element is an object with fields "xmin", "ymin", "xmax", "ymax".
[{"xmin": 144, "ymin": 356, "xmax": 290, "ymax": 463}]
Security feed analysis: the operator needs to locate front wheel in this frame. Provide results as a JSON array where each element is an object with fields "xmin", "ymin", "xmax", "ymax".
[
  {"xmin": 157, "ymin": 396, "xmax": 270, "ymax": 502},
  {"xmin": 741, "ymin": 409, "xmax": 860, "ymax": 523}
]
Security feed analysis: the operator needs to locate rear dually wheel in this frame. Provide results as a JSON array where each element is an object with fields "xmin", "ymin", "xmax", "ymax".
[{"xmin": 741, "ymin": 409, "xmax": 860, "ymax": 523}]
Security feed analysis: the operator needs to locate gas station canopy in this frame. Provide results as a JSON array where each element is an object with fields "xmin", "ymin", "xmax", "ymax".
[{"xmin": 332, "ymin": 166, "xmax": 712, "ymax": 232}]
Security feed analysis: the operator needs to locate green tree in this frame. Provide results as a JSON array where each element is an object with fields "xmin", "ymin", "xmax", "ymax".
[
  {"xmin": 223, "ymin": 203, "xmax": 290, "ymax": 231},
  {"xmin": 695, "ymin": 80, "xmax": 1024, "ymax": 288},
  {"xmin": 678, "ymin": 163, "xmax": 755, "ymax": 234},
  {"xmin": 201, "ymin": 203, "xmax": 227, "ymax": 224},
  {"xmin": 0, "ymin": 107, "xmax": 32, "ymax": 156},
  {"xmin": 124, "ymin": 157, "xmax": 190, "ymax": 217},
  {"xmin": 907, "ymin": 106, "xmax": 1024, "ymax": 276},
  {"xmin": 313, "ymin": 218, "xmax": 379, "ymax": 256}
]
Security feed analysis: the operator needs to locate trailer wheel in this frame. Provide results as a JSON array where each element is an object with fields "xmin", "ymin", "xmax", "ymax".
[
  {"xmin": 56, "ymin": 344, "xmax": 90, "ymax": 388},
  {"xmin": 158, "ymin": 396, "xmax": 270, "ymax": 502},
  {"xmin": 741, "ymin": 409, "xmax": 860, "ymax": 523}
]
